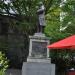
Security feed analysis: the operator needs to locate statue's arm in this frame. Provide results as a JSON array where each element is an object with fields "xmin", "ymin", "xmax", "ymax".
[{"xmin": 37, "ymin": 6, "xmax": 45, "ymax": 13}]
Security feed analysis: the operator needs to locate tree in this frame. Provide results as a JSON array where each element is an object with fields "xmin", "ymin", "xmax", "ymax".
[{"xmin": 45, "ymin": 0, "xmax": 75, "ymax": 43}]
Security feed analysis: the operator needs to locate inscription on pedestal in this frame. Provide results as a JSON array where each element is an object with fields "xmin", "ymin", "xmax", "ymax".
[
  {"xmin": 31, "ymin": 41, "xmax": 47, "ymax": 58},
  {"xmin": 28, "ymin": 35, "xmax": 50, "ymax": 58}
]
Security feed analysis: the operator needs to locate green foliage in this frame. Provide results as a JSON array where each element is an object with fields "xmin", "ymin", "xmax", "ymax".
[
  {"xmin": 61, "ymin": 0, "xmax": 75, "ymax": 35},
  {"xmin": 0, "ymin": 51, "xmax": 8, "ymax": 75},
  {"xmin": 45, "ymin": 10, "xmax": 70, "ymax": 42},
  {"xmin": 45, "ymin": 0, "xmax": 75, "ymax": 43},
  {"xmin": 0, "ymin": 70, "xmax": 5, "ymax": 75}
]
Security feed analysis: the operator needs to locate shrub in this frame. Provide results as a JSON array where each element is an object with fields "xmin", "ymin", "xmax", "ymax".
[{"xmin": 0, "ymin": 51, "xmax": 8, "ymax": 75}]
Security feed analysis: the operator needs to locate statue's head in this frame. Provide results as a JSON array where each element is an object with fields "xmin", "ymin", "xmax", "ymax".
[{"xmin": 38, "ymin": 2, "xmax": 43, "ymax": 6}]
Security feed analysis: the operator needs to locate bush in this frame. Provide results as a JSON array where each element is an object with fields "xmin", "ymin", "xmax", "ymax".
[{"xmin": 0, "ymin": 51, "xmax": 8, "ymax": 75}]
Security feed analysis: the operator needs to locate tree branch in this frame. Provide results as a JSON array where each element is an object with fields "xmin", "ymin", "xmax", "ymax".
[{"xmin": 44, "ymin": 0, "xmax": 53, "ymax": 14}]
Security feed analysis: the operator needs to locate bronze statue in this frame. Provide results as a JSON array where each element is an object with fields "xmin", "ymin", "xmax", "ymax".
[{"xmin": 37, "ymin": 2, "xmax": 45, "ymax": 33}]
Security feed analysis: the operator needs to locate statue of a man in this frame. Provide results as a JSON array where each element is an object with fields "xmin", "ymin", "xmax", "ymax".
[{"xmin": 37, "ymin": 2, "xmax": 45, "ymax": 33}]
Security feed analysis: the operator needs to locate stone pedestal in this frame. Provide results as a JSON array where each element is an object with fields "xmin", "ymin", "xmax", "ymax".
[
  {"xmin": 28, "ymin": 33, "xmax": 50, "ymax": 58},
  {"xmin": 22, "ymin": 33, "xmax": 55, "ymax": 75},
  {"xmin": 22, "ymin": 62, "xmax": 55, "ymax": 75}
]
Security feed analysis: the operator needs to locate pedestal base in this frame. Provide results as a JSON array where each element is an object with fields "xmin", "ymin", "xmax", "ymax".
[
  {"xmin": 22, "ymin": 62, "xmax": 55, "ymax": 75},
  {"xmin": 22, "ymin": 57, "xmax": 55, "ymax": 75}
]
